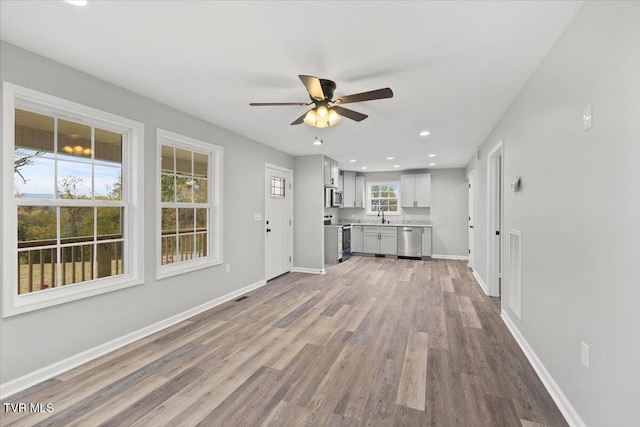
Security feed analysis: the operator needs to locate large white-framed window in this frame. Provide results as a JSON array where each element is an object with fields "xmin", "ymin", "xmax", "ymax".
[
  {"xmin": 156, "ymin": 129, "xmax": 223, "ymax": 279},
  {"xmin": 366, "ymin": 181, "xmax": 402, "ymax": 215},
  {"xmin": 2, "ymin": 82, "xmax": 145, "ymax": 318}
]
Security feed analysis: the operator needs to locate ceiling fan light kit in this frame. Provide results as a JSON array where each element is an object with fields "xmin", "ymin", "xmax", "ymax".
[{"xmin": 250, "ymin": 75, "xmax": 393, "ymax": 128}]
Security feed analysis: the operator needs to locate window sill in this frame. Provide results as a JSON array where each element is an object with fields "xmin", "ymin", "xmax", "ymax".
[
  {"xmin": 3, "ymin": 274, "xmax": 144, "ymax": 318},
  {"xmin": 156, "ymin": 258, "xmax": 222, "ymax": 280}
]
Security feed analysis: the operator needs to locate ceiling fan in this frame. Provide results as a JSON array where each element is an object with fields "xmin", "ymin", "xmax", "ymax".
[{"xmin": 249, "ymin": 75, "xmax": 393, "ymax": 128}]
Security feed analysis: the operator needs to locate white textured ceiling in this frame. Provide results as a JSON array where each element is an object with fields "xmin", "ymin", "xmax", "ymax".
[{"xmin": 1, "ymin": 0, "xmax": 582, "ymax": 171}]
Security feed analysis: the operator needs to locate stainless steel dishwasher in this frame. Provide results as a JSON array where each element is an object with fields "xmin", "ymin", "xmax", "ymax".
[{"xmin": 397, "ymin": 226, "xmax": 423, "ymax": 258}]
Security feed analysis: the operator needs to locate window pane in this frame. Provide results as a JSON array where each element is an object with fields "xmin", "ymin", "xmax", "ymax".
[
  {"xmin": 179, "ymin": 234, "xmax": 194, "ymax": 262},
  {"xmin": 95, "ymin": 165, "xmax": 122, "ymax": 200},
  {"xmin": 194, "ymin": 178, "xmax": 208, "ymax": 203},
  {"xmin": 97, "ymin": 207, "xmax": 122, "ymax": 239},
  {"xmin": 371, "ymin": 200, "xmax": 379, "ymax": 211},
  {"xmin": 18, "ymin": 248, "xmax": 57, "ymax": 294},
  {"xmin": 271, "ymin": 176, "xmax": 285, "ymax": 198},
  {"xmin": 15, "ymin": 109, "xmax": 55, "ymax": 154},
  {"xmin": 176, "ymin": 176, "xmax": 193, "ymax": 203},
  {"xmin": 58, "ymin": 119, "xmax": 92, "ymax": 163},
  {"xmin": 61, "ymin": 207, "xmax": 94, "ymax": 241},
  {"xmin": 195, "ymin": 208, "xmax": 207, "ymax": 230},
  {"xmin": 18, "ymin": 206, "xmax": 57, "ymax": 242},
  {"xmin": 95, "ymin": 128, "xmax": 122, "ymax": 166},
  {"xmin": 161, "ymin": 145, "xmax": 175, "ymax": 174},
  {"xmin": 57, "ymin": 161, "xmax": 92, "ymax": 199},
  {"xmin": 96, "ymin": 241, "xmax": 123, "ymax": 279},
  {"xmin": 194, "ymin": 152, "xmax": 208, "ymax": 178},
  {"xmin": 14, "ymin": 156, "xmax": 55, "ymax": 198},
  {"xmin": 162, "ymin": 208, "xmax": 177, "ymax": 234},
  {"xmin": 175, "ymin": 148, "xmax": 192, "ymax": 175},
  {"xmin": 161, "ymin": 174, "xmax": 175, "ymax": 202},
  {"xmin": 161, "ymin": 236, "xmax": 177, "ymax": 265},
  {"xmin": 61, "ymin": 243, "xmax": 94, "ymax": 285},
  {"xmin": 194, "ymin": 232, "xmax": 207, "ymax": 259},
  {"xmin": 178, "ymin": 208, "xmax": 194, "ymax": 233}
]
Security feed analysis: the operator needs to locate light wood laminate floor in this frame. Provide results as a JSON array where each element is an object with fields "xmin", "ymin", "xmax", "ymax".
[{"xmin": 2, "ymin": 257, "xmax": 567, "ymax": 426}]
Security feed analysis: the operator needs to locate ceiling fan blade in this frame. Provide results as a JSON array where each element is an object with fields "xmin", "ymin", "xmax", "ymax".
[
  {"xmin": 332, "ymin": 105, "xmax": 368, "ymax": 122},
  {"xmin": 299, "ymin": 75, "xmax": 325, "ymax": 101},
  {"xmin": 249, "ymin": 102, "xmax": 310, "ymax": 106},
  {"xmin": 290, "ymin": 110, "xmax": 310, "ymax": 125},
  {"xmin": 333, "ymin": 87, "xmax": 393, "ymax": 104}
]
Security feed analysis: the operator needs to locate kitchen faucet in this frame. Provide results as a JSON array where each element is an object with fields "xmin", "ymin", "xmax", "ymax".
[{"xmin": 378, "ymin": 208, "xmax": 386, "ymax": 224}]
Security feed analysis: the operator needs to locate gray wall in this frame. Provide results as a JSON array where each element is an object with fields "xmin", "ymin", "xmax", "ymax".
[
  {"xmin": 338, "ymin": 168, "xmax": 469, "ymax": 257},
  {"xmin": 0, "ymin": 42, "xmax": 294, "ymax": 384},
  {"xmin": 466, "ymin": 2, "xmax": 640, "ymax": 426},
  {"xmin": 293, "ymin": 155, "xmax": 325, "ymax": 271}
]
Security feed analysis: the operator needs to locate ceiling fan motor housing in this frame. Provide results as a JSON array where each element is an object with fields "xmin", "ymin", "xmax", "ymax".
[{"xmin": 318, "ymin": 79, "xmax": 336, "ymax": 101}]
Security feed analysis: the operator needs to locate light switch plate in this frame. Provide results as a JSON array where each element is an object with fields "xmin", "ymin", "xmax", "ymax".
[
  {"xmin": 583, "ymin": 105, "xmax": 592, "ymax": 131},
  {"xmin": 581, "ymin": 341, "xmax": 590, "ymax": 370},
  {"xmin": 253, "ymin": 213, "xmax": 262, "ymax": 221}
]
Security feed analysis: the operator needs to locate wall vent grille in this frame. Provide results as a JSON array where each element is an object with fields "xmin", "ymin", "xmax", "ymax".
[{"xmin": 508, "ymin": 230, "xmax": 522, "ymax": 320}]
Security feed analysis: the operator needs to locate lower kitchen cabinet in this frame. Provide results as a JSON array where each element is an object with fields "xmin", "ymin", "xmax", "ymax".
[
  {"xmin": 352, "ymin": 226, "xmax": 363, "ymax": 252},
  {"xmin": 422, "ymin": 227, "xmax": 432, "ymax": 256},
  {"xmin": 362, "ymin": 226, "xmax": 397, "ymax": 255}
]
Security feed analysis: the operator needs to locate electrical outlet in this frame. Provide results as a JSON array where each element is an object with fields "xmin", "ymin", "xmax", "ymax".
[
  {"xmin": 583, "ymin": 105, "xmax": 592, "ymax": 131},
  {"xmin": 225, "ymin": 263, "xmax": 231, "ymax": 274},
  {"xmin": 581, "ymin": 341, "xmax": 590, "ymax": 370}
]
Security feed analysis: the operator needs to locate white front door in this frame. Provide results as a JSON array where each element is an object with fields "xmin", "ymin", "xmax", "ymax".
[{"xmin": 265, "ymin": 165, "xmax": 292, "ymax": 280}]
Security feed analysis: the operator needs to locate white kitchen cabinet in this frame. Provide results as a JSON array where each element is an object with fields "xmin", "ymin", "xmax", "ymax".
[
  {"xmin": 355, "ymin": 175, "xmax": 365, "ymax": 209},
  {"xmin": 363, "ymin": 227, "xmax": 380, "ymax": 253},
  {"xmin": 342, "ymin": 171, "xmax": 356, "ymax": 207},
  {"xmin": 361, "ymin": 226, "xmax": 397, "ymax": 255},
  {"xmin": 338, "ymin": 173, "xmax": 344, "ymax": 193},
  {"xmin": 351, "ymin": 225, "xmax": 363, "ymax": 252},
  {"xmin": 422, "ymin": 227, "xmax": 432, "ymax": 257},
  {"xmin": 379, "ymin": 227, "xmax": 398, "ymax": 255},
  {"xmin": 324, "ymin": 157, "xmax": 339, "ymax": 187},
  {"xmin": 401, "ymin": 173, "xmax": 431, "ymax": 207}
]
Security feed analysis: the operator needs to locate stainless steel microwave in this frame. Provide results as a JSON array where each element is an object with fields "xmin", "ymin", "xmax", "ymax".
[{"xmin": 325, "ymin": 188, "xmax": 344, "ymax": 208}]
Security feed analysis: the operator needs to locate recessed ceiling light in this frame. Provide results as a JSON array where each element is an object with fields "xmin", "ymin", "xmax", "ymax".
[
  {"xmin": 394, "ymin": 165, "xmax": 400, "ymax": 168},
  {"xmin": 349, "ymin": 159, "xmax": 356, "ymax": 163},
  {"xmin": 429, "ymin": 163, "xmax": 436, "ymax": 166},
  {"xmin": 419, "ymin": 130, "xmax": 431, "ymax": 137},
  {"xmin": 65, "ymin": 0, "xmax": 87, "ymax": 6},
  {"xmin": 386, "ymin": 156, "xmax": 394, "ymax": 160},
  {"xmin": 361, "ymin": 166, "xmax": 368, "ymax": 170},
  {"xmin": 428, "ymin": 154, "xmax": 436, "ymax": 157}
]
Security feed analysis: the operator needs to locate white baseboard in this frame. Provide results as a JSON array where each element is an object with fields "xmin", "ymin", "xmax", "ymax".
[
  {"xmin": 0, "ymin": 278, "xmax": 267, "ymax": 399},
  {"xmin": 431, "ymin": 254, "xmax": 469, "ymax": 260},
  {"xmin": 472, "ymin": 269, "xmax": 490, "ymax": 295},
  {"xmin": 501, "ymin": 311, "xmax": 586, "ymax": 427},
  {"xmin": 291, "ymin": 267, "xmax": 326, "ymax": 275}
]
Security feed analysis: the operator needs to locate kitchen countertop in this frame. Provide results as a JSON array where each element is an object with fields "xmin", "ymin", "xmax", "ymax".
[{"xmin": 330, "ymin": 222, "xmax": 432, "ymax": 228}]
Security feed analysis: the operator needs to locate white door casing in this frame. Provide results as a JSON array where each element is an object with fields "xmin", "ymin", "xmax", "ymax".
[
  {"xmin": 265, "ymin": 165, "xmax": 292, "ymax": 280},
  {"xmin": 487, "ymin": 141, "xmax": 504, "ymax": 297},
  {"xmin": 468, "ymin": 171, "xmax": 475, "ymax": 269}
]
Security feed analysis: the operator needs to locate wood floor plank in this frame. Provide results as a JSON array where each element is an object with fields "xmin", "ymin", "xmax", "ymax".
[
  {"xmin": 4, "ymin": 257, "xmax": 568, "ymax": 427},
  {"xmin": 396, "ymin": 330, "xmax": 429, "ymax": 411}
]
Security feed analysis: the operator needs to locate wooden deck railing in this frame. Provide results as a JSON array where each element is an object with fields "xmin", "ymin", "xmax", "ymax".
[{"xmin": 18, "ymin": 229, "xmax": 207, "ymax": 294}]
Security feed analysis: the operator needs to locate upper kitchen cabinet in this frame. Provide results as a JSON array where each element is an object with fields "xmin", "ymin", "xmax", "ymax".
[
  {"xmin": 355, "ymin": 176, "xmax": 365, "ymax": 209},
  {"xmin": 341, "ymin": 172, "xmax": 365, "ymax": 209},
  {"xmin": 324, "ymin": 156, "xmax": 339, "ymax": 187},
  {"xmin": 401, "ymin": 173, "xmax": 431, "ymax": 207}
]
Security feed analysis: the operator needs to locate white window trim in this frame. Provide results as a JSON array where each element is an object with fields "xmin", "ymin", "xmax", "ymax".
[
  {"xmin": 1, "ymin": 82, "xmax": 145, "ymax": 318},
  {"xmin": 156, "ymin": 129, "xmax": 223, "ymax": 280},
  {"xmin": 366, "ymin": 180, "xmax": 402, "ymax": 216}
]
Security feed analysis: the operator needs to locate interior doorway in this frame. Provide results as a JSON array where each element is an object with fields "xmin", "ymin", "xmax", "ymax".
[
  {"xmin": 265, "ymin": 164, "xmax": 293, "ymax": 281},
  {"xmin": 487, "ymin": 142, "xmax": 503, "ymax": 297}
]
